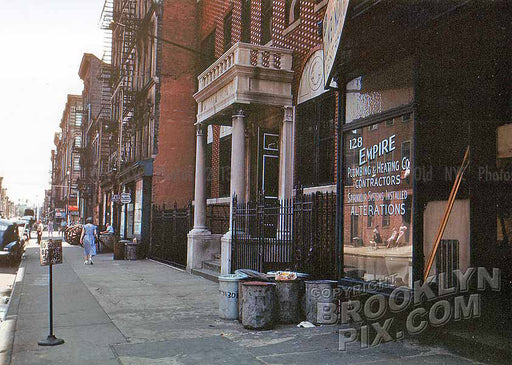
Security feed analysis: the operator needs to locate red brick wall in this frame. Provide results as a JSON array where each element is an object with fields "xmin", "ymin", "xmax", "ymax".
[
  {"xmin": 197, "ymin": 0, "xmax": 334, "ymax": 197},
  {"xmin": 152, "ymin": 0, "xmax": 198, "ymax": 208}
]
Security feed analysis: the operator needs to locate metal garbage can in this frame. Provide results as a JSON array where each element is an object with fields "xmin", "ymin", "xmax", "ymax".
[
  {"xmin": 125, "ymin": 241, "xmax": 137, "ymax": 260},
  {"xmin": 219, "ymin": 274, "xmax": 244, "ymax": 320},
  {"xmin": 305, "ymin": 280, "xmax": 338, "ymax": 325},
  {"xmin": 234, "ymin": 270, "xmax": 251, "ymax": 323},
  {"xmin": 275, "ymin": 280, "xmax": 301, "ymax": 323},
  {"xmin": 241, "ymin": 281, "xmax": 276, "ymax": 330},
  {"xmin": 114, "ymin": 240, "xmax": 128, "ymax": 260}
]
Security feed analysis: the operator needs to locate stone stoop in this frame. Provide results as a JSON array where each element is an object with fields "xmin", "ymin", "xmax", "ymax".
[{"xmin": 191, "ymin": 253, "xmax": 222, "ymax": 282}]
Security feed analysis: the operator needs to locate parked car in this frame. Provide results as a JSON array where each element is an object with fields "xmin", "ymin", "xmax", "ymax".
[{"xmin": 0, "ymin": 219, "xmax": 24, "ymax": 266}]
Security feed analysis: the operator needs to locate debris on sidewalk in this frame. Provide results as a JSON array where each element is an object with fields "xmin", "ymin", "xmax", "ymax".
[{"xmin": 297, "ymin": 321, "xmax": 316, "ymax": 328}]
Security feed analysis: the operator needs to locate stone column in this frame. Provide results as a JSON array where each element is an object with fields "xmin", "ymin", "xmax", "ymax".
[
  {"xmin": 221, "ymin": 109, "xmax": 246, "ymax": 274},
  {"xmin": 193, "ymin": 126, "xmax": 208, "ymax": 231},
  {"xmin": 278, "ymin": 106, "xmax": 295, "ymax": 240},
  {"xmin": 279, "ymin": 106, "xmax": 294, "ymax": 201},
  {"xmin": 230, "ymin": 109, "xmax": 247, "ymax": 205},
  {"xmin": 187, "ymin": 125, "xmax": 211, "ymax": 273}
]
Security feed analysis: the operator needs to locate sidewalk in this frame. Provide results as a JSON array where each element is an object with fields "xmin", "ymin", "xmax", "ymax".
[{"xmin": 3, "ymin": 240, "xmax": 482, "ymax": 365}]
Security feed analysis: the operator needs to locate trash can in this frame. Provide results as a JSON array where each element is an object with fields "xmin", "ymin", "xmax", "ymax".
[
  {"xmin": 234, "ymin": 270, "xmax": 251, "ymax": 323},
  {"xmin": 219, "ymin": 274, "xmax": 244, "ymax": 320},
  {"xmin": 275, "ymin": 280, "xmax": 301, "ymax": 323},
  {"xmin": 125, "ymin": 241, "xmax": 137, "ymax": 260},
  {"xmin": 241, "ymin": 281, "xmax": 276, "ymax": 330},
  {"xmin": 114, "ymin": 240, "xmax": 128, "ymax": 260},
  {"xmin": 305, "ymin": 280, "xmax": 338, "ymax": 325}
]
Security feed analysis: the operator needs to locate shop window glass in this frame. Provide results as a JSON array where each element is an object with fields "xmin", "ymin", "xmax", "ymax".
[
  {"xmin": 343, "ymin": 113, "xmax": 414, "ymax": 287},
  {"xmin": 345, "ymin": 58, "xmax": 414, "ymax": 124}
]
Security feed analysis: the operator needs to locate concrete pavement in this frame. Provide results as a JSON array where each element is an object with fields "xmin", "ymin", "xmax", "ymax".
[{"xmin": 2, "ymin": 239, "xmax": 485, "ymax": 364}]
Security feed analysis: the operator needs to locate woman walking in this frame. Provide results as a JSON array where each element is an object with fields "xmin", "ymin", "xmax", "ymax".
[{"xmin": 80, "ymin": 217, "xmax": 97, "ymax": 265}]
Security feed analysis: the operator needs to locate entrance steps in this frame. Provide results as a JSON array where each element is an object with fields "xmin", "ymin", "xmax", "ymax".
[{"xmin": 192, "ymin": 253, "xmax": 221, "ymax": 282}]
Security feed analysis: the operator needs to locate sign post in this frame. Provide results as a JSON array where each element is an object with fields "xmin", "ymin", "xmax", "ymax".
[{"xmin": 38, "ymin": 239, "xmax": 64, "ymax": 346}]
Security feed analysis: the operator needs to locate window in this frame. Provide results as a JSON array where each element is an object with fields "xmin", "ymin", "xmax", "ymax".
[
  {"xmin": 219, "ymin": 135, "xmax": 231, "ymax": 197},
  {"xmin": 241, "ymin": 0, "xmax": 251, "ymax": 43},
  {"xmin": 261, "ymin": 0, "xmax": 272, "ymax": 44},
  {"xmin": 223, "ymin": 11, "xmax": 232, "ymax": 52},
  {"xmin": 367, "ymin": 200, "xmax": 374, "ymax": 227},
  {"xmin": 73, "ymin": 156, "xmax": 80, "ymax": 171},
  {"xmin": 297, "ymin": 93, "xmax": 335, "ymax": 187},
  {"xmin": 401, "ymin": 141, "xmax": 411, "ymax": 162},
  {"xmin": 285, "ymin": 0, "xmax": 300, "ymax": 26},
  {"xmin": 382, "ymin": 198, "xmax": 390, "ymax": 227},
  {"xmin": 385, "ymin": 119, "xmax": 394, "ymax": 127},
  {"xmin": 201, "ymin": 31, "xmax": 216, "ymax": 70}
]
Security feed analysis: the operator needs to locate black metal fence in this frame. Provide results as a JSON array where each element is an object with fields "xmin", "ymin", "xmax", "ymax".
[
  {"xmin": 206, "ymin": 203, "xmax": 230, "ymax": 234},
  {"xmin": 149, "ymin": 203, "xmax": 192, "ymax": 269},
  {"xmin": 232, "ymin": 190, "xmax": 337, "ymax": 279}
]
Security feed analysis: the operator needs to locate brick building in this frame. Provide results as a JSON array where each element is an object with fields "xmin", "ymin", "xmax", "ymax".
[
  {"xmin": 78, "ymin": 53, "xmax": 112, "ymax": 225},
  {"xmin": 106, "ymin": 0, "xmax": 197, "ymax": 253},
  {"xmin": 51, "ymin": 95, "xmax": 84, "ymax": 225},
  {"xmin": 188, "ymin": 0, "xmax": 338, "ymax": 275}
]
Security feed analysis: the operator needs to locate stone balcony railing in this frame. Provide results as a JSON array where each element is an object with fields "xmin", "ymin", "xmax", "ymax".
[{"xmin": 194, "ymin": 42, "xmax": 294, "ymax": 124}]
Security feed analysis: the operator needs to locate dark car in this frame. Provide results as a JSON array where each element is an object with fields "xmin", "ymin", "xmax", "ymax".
[{"xmin": 0, "ymin": 219, "xmax": 24, "ymax": 265}]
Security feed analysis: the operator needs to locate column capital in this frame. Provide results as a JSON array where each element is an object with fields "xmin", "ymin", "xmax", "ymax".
[
  {"xmin": 232, "ymin": 108, "xmax": 246, "ymax": 119},
  {"xmin": 196, "ymin": 125, "xmax": 206, "ymax": 136},
  {"xmin": 283, "ymin": 106, "xmax": 294, "ymax": 123}
]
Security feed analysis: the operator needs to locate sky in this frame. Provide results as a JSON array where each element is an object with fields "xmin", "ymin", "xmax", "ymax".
[{"xmin": 0, "ymin": 0, "xmax": 105, "ymax": 207}]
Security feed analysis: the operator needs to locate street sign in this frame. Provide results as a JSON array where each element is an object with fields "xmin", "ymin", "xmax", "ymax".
[
  {"xmin": 40, "ymin": 239, "xmax": 63, "ymax": 266},
  {"xmin": 112, "ymin": 194, "xmax": 120, "ymax": 203},
  {"xmin": 120, "ymin": 192, "xmax": 131, "ymax": 204}
]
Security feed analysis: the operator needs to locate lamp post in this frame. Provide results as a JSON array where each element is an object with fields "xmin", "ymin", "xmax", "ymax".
[{"xmin": 66, "ymin": 171, "xmax": 71, "ymax": 225}]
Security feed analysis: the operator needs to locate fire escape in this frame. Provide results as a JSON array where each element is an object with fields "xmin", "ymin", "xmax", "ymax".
[
  {"xmin": 109, "ymin": 0, "xmax": 139, "ymax": 170},
  {"xmin": 99, "ymin": 0, "xmax": 116, "ymax": 176}
]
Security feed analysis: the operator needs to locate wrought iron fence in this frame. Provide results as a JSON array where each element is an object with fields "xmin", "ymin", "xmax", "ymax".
[
  {"xmin": 206, "ymin": 203, "xmax": 230, "ymax": 234},
  {"xmin": 232, "ymin": 190, "xmax": 337, "ymax": 279},
  {"xmin": 149, "ymin": 202, "xmax": 192, "ymax": 269}
]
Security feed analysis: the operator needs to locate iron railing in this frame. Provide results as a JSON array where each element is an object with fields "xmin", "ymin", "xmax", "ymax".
[
  {"xmin": 206, "ymin": 203, "xmax": 230, "ymax": 234},
  {"xmin": 232, "ymin": 190, "xmax": 337, "ymax": 279},
  {"xmin": 149, "ymin": 202, "xmax": 192, "ymax": 269}
]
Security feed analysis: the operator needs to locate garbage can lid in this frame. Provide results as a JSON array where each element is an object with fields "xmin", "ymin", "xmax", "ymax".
[
  {"xmin": 218, "ymin": 274, "xmax": 245, "ymax": 282},
  {"xmin": 234, "ymin": 270, "xmax": 250, "ymax": 279},
  {"xmin": 242, "ymin": 281, "xmax": 276, "ymax": 286},
  {"xmin": 305, "ymin": 280, "xmax": 338, "ymax": 285}
]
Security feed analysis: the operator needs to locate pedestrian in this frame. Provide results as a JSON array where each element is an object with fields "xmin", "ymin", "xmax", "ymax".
[
  {"xmin": 80, "ymin": 217, "xmax": 97, "ymax": 265},
  {"xmin": 100, "ymin": 223, "xmax": 114, "ymax": 235},
  {"xmin": 60, "ymin": 221, "xmax": 66, "ymax": 237},
  {"xmin": 48, "ymin": 220, "xmax": 54, "ymax": 238},
  {"xmin": 36, "ymin": 220, "xmax": 44, "ymax": 245}
]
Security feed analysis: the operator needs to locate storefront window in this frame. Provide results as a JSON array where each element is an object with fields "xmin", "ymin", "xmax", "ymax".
[
  {"xmin": 343, "ymin": 114, "xmax": 414, "ymax": 287},
  {"xmin": 345, "ymin": 58, "xmax": 414, "ymax": 124}
]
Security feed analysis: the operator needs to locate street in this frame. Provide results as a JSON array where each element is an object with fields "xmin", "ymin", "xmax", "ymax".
[{"xmin": 0, "ymin": 236, "xmax": 488, "ymax": 365}]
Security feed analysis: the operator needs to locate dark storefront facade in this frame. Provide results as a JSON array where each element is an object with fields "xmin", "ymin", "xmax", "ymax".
[{"xmin": 327, "ymin": 0, "xmax": 512, "ymax": 318}]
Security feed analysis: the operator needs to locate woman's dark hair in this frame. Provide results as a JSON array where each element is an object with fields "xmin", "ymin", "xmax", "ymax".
[{"xmin": 86, "ymin": 217, "xmax": 93, "ymax": 224}]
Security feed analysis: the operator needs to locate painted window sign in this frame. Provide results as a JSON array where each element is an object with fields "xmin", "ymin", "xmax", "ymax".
[
  {"xmin": 343, "ymin": 115, "xmax": 414, "ymax": 287},
  {"xmin": 322, "ymin": 0, "xmax": 350, "ymax": 87}
]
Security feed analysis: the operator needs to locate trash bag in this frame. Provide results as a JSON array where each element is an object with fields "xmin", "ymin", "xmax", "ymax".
[{"xmin": 64, "ymin": 225, "xmax": 83, "ymax": 246}]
